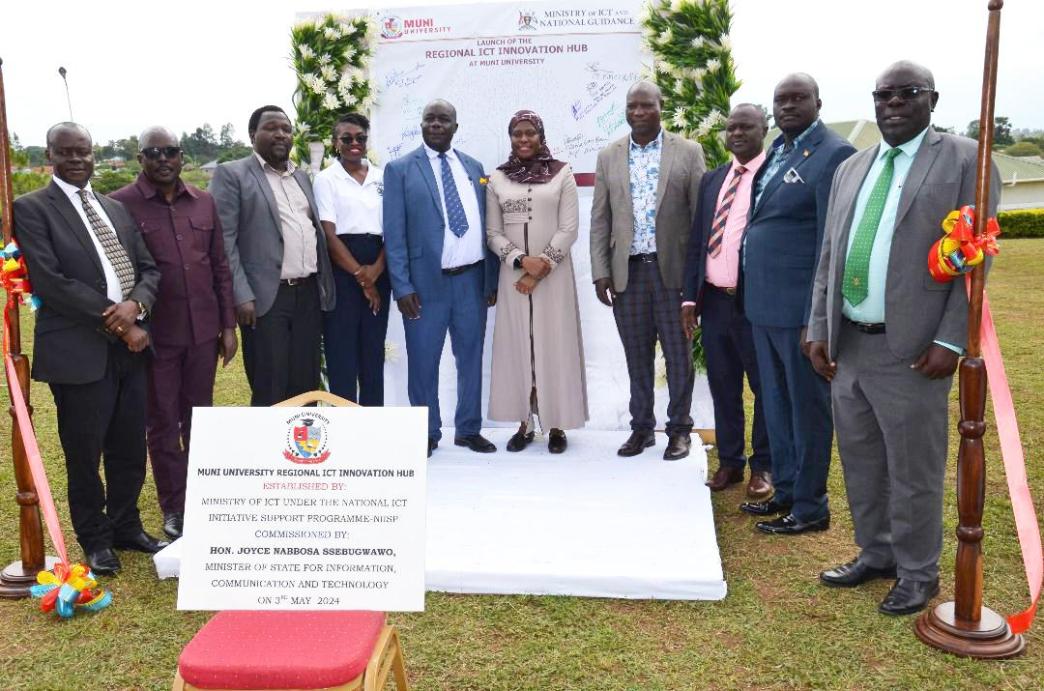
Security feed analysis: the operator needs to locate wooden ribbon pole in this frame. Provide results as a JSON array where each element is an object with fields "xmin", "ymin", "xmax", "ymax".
[
  {"xmin": 914, "ymin": 0, "xmax": 1025, "ymax": 658},
  {"xmin": 0, "ymin": 57, "xmax": 54, "ymax": 598}
]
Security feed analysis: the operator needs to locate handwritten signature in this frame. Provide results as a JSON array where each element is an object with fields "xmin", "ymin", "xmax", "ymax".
[
  {"xmin": 384, "ymin": 62, "xmax": 426, "ymax": 89},
  {"xmin": 571, "ymin": 81, "xmax": 617, "ymax": 121}
]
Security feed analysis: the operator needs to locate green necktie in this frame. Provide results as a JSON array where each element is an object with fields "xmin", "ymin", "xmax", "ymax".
[{"xmin": 842, "ymin": 148, "xmax": 901, "ymax": 306}]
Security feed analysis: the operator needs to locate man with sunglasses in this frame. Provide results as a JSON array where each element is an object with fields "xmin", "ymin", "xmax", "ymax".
[
  {"xmin": 110, "ymin": 126, "xmax": 237, "ymax": 541},
  {"xmin": 209, "ymin": 105, "xmax": 335, "ymax": 407},
  {"xmin": 808, "ymin": 61, "xmax": 1001, "ymax": 615}
]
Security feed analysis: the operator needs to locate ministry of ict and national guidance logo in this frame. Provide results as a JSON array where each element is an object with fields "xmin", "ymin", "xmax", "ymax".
[
  {"xmin": 518, "ymin": 10, "xmax": 538, "ymax": 30},
  {"xmin": 381, "ymin": 15, "xmax": 404, "ymax": 39},
  {"xmin": 284, "ymin": 412, "xmax": 331, "ymax": 463}
]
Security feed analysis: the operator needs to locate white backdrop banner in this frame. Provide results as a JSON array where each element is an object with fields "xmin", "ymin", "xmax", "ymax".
[{"xmin": 312, "ymin": 1, "xmax": 713, "ymax": 430}]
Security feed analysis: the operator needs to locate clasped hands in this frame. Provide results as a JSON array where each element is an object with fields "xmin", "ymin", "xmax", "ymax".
[
  {"xmin": 354, "ymin": 264, "xmax": 383, "ymax": 313},
  {"xmin": 807, "ymin": 338, "xmax": 959, "ymax": 382},
  {"xmin": 102, "ymin": 300, "xmax": 148, "ymax": 352},
  {"xmin": 515, "ymin": 255, "xmax": 551, "ymax": 296}
]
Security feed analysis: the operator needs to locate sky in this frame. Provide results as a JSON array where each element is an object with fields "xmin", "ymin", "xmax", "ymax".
[{"xmin": 1, "ymin": 0, "xmax": 1041, "ymax": 146}]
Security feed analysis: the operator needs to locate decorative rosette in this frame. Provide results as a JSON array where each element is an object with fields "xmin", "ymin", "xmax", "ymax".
[
  {"xmin": 928, "ymin": 205, "xmax": 1001, "ymax": 282},
  {"xmin": 30, "ymin": 562, "xmax": 113, "ymax": 619},
  {"xmin": 1, "ymin": 241, "xmax": 41, "ymax": 310}
]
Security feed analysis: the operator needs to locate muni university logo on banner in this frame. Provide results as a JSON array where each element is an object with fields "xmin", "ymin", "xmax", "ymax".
[{"xmin": 283, "ymin": 412, "xmax": 332, "ymax": 464}]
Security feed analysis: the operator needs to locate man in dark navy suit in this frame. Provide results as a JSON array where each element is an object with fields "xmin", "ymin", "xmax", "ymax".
[
  {"xmin": 739, "ymin": 74, "xmax": 856, "ymax": 535},
  {"xmin": 681, "ymin": 104, "xmax": 772, "ymax": 501}
]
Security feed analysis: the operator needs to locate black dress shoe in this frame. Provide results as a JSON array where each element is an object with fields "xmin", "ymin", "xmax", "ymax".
[
  {"xmin": 454, "ymin": 434, "xmax": 497, "ymax": 453},
  {"xmin": 820, "ymin": 558, "xmax": 897, "ymax": 588},
  {"xmin": 706, "ymin": 466, "xmax": 744, "ymax": 491},
  {"xmin": 506, "ymin": 430, "xmax": 535, "ymax": 452},
  {"xmin": 617, "ymin": 430, "xmax": 655, "ymax": 457},
  {"xmin": 86, "ymin": 548, "xmax": 121, "ymax": 576},
  {"xmin": 163, "ymin": 512, "xmax": 184, "ymax": 540},
  {"xmin": 548, "ymin": 429, "xmax": 567, "ymax": 454},
  {"xmin": 427, "ymin": 437, "xmax": 438, "ymax": 458},
  {"xmin": 663, "ymin": 433, "xmax": 691, "ymax": 461},
  {"xmin": 113, "ymin": 530, "xmax": 170, "ymax": 554},
  {"xmin": 879, "ymin": 577, "xmax": 940, "ymax": 616},
  {"xmin": 756, "ymin": 513, "xmax": 830, "ymax": 535},
  {"xmin": 739, "ymin": 497, "xmax": 792, "ymax": 516}
]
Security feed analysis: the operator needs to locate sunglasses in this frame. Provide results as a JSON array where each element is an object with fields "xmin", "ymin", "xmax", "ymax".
[
  {"xmin": 872, "ymin": 86, "xmax": 933, "ymax": 103},
  {"xmin": 140, "ymin": 146, "xmax": 183, "ymax": 160},
  {"xmin": 338, "ymin": 133, "xmax": 368, "ymax": 145}
]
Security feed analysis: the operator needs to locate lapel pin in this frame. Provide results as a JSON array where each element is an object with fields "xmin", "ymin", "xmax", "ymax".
[{"xmin": 803, "ymin": 149, "xmax": 810, "ymax": 157}]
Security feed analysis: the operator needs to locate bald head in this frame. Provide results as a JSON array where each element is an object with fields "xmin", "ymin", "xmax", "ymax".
[
  {"xmin": 46, "ymin": 122, "xmax": 91, "ymax": 148},
  {"xmin": 772, "ymin": 73, "xmax": 822, "ymax": 138},
  {"xmin": 626, "ymin": 80, "xmax": 663, "ymax": 144},
  {"xmin": 421, "ymin": 99, "xmax": 459, "ymax": 152},
  {"xmin": 731, "ymin": 103, "xmax": 769, "ymax": 129},
  {"xmin": 877, "ymin": 60, "xmax": 934, "ymax": 90},
  {"xmin": 627, "ymin": 80, "xmax": 663, "ymax": 105},
  {"xmin": 875, "ymin": 60, "xmax": 939, "ymax": 147},
  {"xmin": 139, "ymin": 126, "xmax": 179, "ymax": 149}
]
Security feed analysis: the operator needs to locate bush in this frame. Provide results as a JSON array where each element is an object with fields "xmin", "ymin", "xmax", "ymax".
[
  {"xmin": 12, "ymin": 170, "xmax": 51, "ymax": 197},
  {"xmin": 998, "ymin": 208, "xmax": 1044, "ymax": 238},
  {"xmin": 1003, "ymin": 141, "xmax": 1042, "ymax": 157},
  {"xmin": 90, "ymin": 168, "xmax": 136, "ymax": 194}
]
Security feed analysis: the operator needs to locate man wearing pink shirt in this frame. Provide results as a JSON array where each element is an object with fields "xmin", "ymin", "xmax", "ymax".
[{"xmin": 681, "ymin": 104, "xmax": 772, "ymax": 500}]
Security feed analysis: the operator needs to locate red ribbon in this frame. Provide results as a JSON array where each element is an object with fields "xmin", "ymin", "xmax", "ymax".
[{"xmin": 970, "ymin": 277, "xmax": 1042, "ymax": 633}]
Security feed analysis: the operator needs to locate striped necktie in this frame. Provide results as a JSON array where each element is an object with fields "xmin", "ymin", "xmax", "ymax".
[
  {"xmin": 842, "ymin": 148, "xmax": 902, "ymax": 306},
  {"xmin": 77, "ymin": 188, "xmax": 135, "ymax": 299},
  {"xmin": 438, "ymin": 152, "xmax": 469, "ymax": 237},
  {"xmin": 706, "ymin": 165, "xmax": 746, "ymax": 258}
]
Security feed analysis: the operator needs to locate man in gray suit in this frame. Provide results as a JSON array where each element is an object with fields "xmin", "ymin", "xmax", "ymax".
[
  {"xmin": 808, "ymin": 61, "xmax": 1000, "ymax": 615},
  {"xmin": 210, "ymin": 105, "xmax": 335, "ymax": 406},
  {"xmin": 590, "ymin": 81, "xmax": 705, "ymax": 460}
]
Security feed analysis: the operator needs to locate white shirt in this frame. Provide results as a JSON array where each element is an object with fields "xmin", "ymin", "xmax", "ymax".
[
  {"xmin": 52, "ymin": 175, "xmax": 122, "ymax": 303},
  {"xmin": 253, "ymin": 152, "xmax": 318, "ymax": 280},
  {"xmin": 423, "ymin": 143, "xmax": 484, "ymax": 269},
  {"xmin": 313, "ymin": 160, "xmax": 384, "ymax": 236}
]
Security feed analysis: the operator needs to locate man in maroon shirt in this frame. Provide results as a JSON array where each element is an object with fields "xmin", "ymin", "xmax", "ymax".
[{"xmin": 110, "ymin": 126, "xmax": 237, "ymax": 540}]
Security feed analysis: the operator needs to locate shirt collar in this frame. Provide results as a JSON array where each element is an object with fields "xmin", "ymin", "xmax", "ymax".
[
  {"xmin": 52, "ymin": 174, "xmax": 93, "ymax": 200},
  {"xmin": 424, "ymin": 143, "xmax": 456, "ymax": 161},
  {"xmin": 134, "ymin": 172, "xmax": 195, "ymax": 201},
  {"xmin": 878, "ymin": 126, "xmax": 930, "ymax": 161},
  {"xmin": 329, "ymin": 158, "xmax": 379, "ymax": 185},
  {"xmin": 731, "ymin": 150, "xmax": 767, "ymax": 174},
  {"xmin": 254, "ymin": 151, "xmax": 297, "ymax": 176},
  {"xmin": 772, "ymin": 119, "xmax": 820, "ymax": 153},
  {"xmin": 630, "ymin": 128, "xmax": 664, "ymax": 151}
]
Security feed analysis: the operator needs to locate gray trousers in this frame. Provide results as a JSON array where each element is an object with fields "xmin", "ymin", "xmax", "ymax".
[{"xmin": 832, "ymin": 321, "xmax": 953, "ymax": 581}]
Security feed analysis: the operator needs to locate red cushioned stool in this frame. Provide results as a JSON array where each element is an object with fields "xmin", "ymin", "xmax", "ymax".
[{"xmin": 172, "ymin": 611, "xmax": 409, "ymax": 691}]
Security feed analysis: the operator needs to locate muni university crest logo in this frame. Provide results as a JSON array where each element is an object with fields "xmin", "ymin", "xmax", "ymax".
[{"xmin": 283, "ymin": 412, "xmax": 331, "ymax": 464}]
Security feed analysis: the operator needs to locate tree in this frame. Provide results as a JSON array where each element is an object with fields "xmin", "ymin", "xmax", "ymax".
[
  {"xmin": 180, "ymin": 124, "xmax": 219, "ymax": 161},
  {"xmin": 965, "ymin": 116, "xmax": 1015, "ymax": 146},
  {"xmin": 219, "ymin": 122, "xmax": 236, "ymax": 148},
  {"xmin": 933, "ymin": 125, "xmax": 955, "ymax": 135}
]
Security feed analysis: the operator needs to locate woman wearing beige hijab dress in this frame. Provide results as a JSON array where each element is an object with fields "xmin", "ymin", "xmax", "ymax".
[{"xmin": 486, "ymin": 110, "xmax": 588, "ymax": 453}]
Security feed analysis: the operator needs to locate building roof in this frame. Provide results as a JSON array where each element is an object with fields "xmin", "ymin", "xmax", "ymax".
[{"xmin": 765, "ymin": 121, "xmax": 1044, "ymax": 184}]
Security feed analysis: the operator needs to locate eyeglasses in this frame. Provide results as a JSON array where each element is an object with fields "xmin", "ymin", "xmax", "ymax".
[
  {"xmin": 872, "ymin": 86, "xmax": 933, "ymax": 103},
  {"xmin": 338, "ymin": 133, "xmax": 368, "ymax": 145},
  {"xmin": 140, "ymin": 146, "xmax": 183, "ymax": 160}
]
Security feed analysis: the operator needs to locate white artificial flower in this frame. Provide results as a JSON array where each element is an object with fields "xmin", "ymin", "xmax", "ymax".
[
  {"xmin": 298, "ymin": 44, "xmax": 315, "ymax": 60},
  {"xmin": 674, "ymin": 79, "xmax": 685, "ymax": 94},
  {"xmin": 344, "ymin": 46, "xmax": 356, "ymax": 61},
  {"xmin": 320, "ymin": 64, "xmax": 337, "ymax": 82},
  {"xmin": 305, "ymin": 74, "xmax": 325, "ymax": 95},
  {"xmin": 690, "ymin": 67, "xmax": 707, "ymax": 82},
  {"xmin": 672, "ymin": 110, "xmax": 688, "ymax": 129},
  {"xmin": 706, "ymin": 58, "xmax": 721, "ymax": 72},
  {"xmin": 323, "ymin": 92, "xmax": 340, "ymax": 110},
  {"xmin": 341, "ymin": 22, "xmax": 356, "ymax": 36},
  {"xmin": 654, "ymin": 61, "xmax": 671, "ymax": 75},
  {"xmin": 720, "ymin": 35, "xmax": 732, "ymax": 52},
  {"xmin": 696, "ymin": 117, "xmax": 714, "ymax": 138},
  {"xmin": 662, "ymin": 27, "xmax": 674, "ymax": 44},
  {"xmin": 671, "ymin": 0, "xmax": 686, "ymax": 12},
  {"xmin": 341, "ymin": 91, "xmax": 358, "ymax": 107},
  {"xmin": 690, "ymin": 36, "xmax": 706, "ymax": 49},
  {"xmin": 317, "ymin": 53, "xmax": 331, "ymax": 65},
  {"xmin": 324, "ymin": 26, "xmax": 341, "ymax": 40}
]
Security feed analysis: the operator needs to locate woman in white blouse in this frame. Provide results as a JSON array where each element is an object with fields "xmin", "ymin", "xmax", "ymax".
[{"xmin": 313, "ymin": 113, "xmax": 388, "ymax": 404}]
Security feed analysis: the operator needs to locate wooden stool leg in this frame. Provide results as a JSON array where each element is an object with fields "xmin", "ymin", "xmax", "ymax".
[
  {"xmin": 389, "ymin": 628, "xmax": 410, "ymax": 691},
  {"xmin": 171, "ymin": 670, "xmax": 186, "ymax": 691}
]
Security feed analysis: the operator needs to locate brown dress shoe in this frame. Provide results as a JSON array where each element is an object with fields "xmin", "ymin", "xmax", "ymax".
[
  {"xmin": 746, "ymin": 471, "xmax": 774, "ymax": 500},
  {"xmin": 705, "ymin": 466, "xmax": 743, "ymax": 491}
]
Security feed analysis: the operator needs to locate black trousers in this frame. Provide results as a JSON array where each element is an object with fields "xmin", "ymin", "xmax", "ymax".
[
  {"xmin": 241, "ymin": 276, "xmax": 322, "ymax": 407},
  {"xmin": 612, "ymin": 257, "xmax": 694, "ymax": 436},
  {"xmin": 322, "ymin": 235, "xmax": 390, "ymax": 405},
  {"xmin": 49, "ymin": 343, "xmax": 148, "ymax": 553},
  {"xmin": 700, "ymin": 284, "xmax": 770, "ymax": 472}
]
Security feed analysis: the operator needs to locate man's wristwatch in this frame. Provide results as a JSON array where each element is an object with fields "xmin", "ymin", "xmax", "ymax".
[
  {"xmin": 135, "ymin": 300, "xmax": 149, "ymax": 321},
  {"xmin": 513, "ymin": 255, "xmax": 524, "ymax": 270}
]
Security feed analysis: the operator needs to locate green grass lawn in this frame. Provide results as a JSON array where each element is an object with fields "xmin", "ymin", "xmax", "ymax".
[{"xmin": 2, "ymin": 241, "xmax": 1043, "ymax": 689}]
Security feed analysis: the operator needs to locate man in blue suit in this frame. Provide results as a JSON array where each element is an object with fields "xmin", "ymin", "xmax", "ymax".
[
  {"xmin": 740, "ymin": 74, "xmax": 856, "ymax": 535},
  {"xmin": 383, "ymin": 99, "xmax": 499, "ymax": 457}
]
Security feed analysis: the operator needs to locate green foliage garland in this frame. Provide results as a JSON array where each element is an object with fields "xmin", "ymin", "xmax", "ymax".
[
  {"xmin": 641, "ymin": 0, "xmax": 740, "ymax": 169},
  {"xmin": 290, "ymin": 14, "xmax": 377, "ymax": 166}
]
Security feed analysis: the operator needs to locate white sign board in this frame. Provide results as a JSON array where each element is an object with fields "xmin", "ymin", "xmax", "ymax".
[{"xmin": 177, "ymin": 407, "xmax": 427, "ymax": 611}]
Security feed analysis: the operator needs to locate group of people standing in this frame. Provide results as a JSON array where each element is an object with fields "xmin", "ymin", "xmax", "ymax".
[{"xmin": 14, "ymin": 56, "xmax": 994, "ymax": 621}]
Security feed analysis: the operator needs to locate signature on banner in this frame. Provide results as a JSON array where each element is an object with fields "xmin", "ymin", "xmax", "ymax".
[
  {"xmin": 596, "ymin": 103, "xmax": 625, "ymax": 136},
  {"xmin": 571, "ymin": 81, "xmax": 617, "ymax": 121},
  {"xmin": 385, "ymin": 62, "xmax": 427, "ymax": 89}
]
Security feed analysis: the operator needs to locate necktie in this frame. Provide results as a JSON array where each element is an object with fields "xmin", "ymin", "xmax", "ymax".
[
  {"xmin": 78, "ymin": 188, "xmax": 135, "ymax": 300},
  {"xmin": 706, "ymin": 165, "xmax": 746, "ymax": 258},
  {"xmin": 438, "ymin": 152, "xmax": 469, "ymax": 237},
  {"xmin": 842, "ymin": 148, "xmax": 902, "ymax": 306}
]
